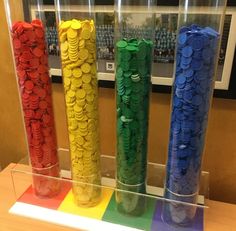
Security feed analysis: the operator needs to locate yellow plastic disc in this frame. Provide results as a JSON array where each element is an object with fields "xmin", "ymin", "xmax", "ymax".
[
  {"xmin": 79, "ymin": 40, "xmax": 85, "ymax": 48},
  {"xmin": 77, "ymin": 136, "xmax": 85, "ymax": 145},
  {"xmin": 63, "ymin": 68, "xmax": 72, "ymax": 78},
  {"xmin": 81, "ymin": 63, "xmax": 91, "ymax": 73},
  {"xmin": 60, "ymin": 20, "xmax": 72, "ymax": 30},
  {"xmin": 85, "ymin": 104, "xmax": 94, "ymax": 113},
  {"xmin": 60, "ymin": 32, "xmax": 67, "ymax": 43},
  {"xmin": 77, "ymin": 89, "xmax": 86, "ymax": 99},
  {"xmin": 71, "ymin": 20, "xmax": 82, "ymax": 30},
  {"xmin": 72, "ymin": 78, "xmax": 82, "ymax": 88},
  {"xmin": 67, "ymin": 90, "xmax": 76, "ymax": 98},
  {"xmin": 72, "ymin": 68, "xmax": 82, "ymax": 78},
  {"xmin": 78, "ymin": 48, "xmax": 89, "ymax": 60},
  {"xmin": 81, "ymin": 28, "xmax": 91, "ymax": 40},
  {"xmin": 64, "ymin": 77, "xmax": 71, "ymax": 87},
  {"xmin": 67, "ymin": 28, "xmax": 78, "ymax": 39},
  {"xmin": 82, "ymin": 73, "xmax": 92, "ymax": 83},
  {"xmin": 61, "ymin": 41, "xmax": 68, "ymax": 52}
]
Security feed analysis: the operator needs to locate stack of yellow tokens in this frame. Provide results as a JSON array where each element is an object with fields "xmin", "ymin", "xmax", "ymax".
[{"xmin": 59, "ymin": 19, "xmax": 101, "ymax": 207}]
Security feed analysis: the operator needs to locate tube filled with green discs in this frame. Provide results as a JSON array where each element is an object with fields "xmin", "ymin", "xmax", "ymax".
[{"xmin": 114, "ymin": 0, "xmax": 156, "ymax": 216}]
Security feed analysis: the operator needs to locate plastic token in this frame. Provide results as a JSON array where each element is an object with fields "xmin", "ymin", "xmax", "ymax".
[
  {"xmin": 81, "ymin": 28, "xmax": 91, "ymax": 40},
  {"xmin": 81, "ymin": 63, "xmax": 91, "ymax": 73},
  {"xmin": 71, "ymin": 20, "xmax": 82, "ymax": 30},
  {"xmin": 116, "ymin": 40, "xmax": 128, "ymax": 48}
]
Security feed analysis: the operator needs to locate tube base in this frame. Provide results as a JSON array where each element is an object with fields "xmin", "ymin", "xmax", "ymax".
[
  {"xmin": 72, "ymin": 174, "xmax": 101, "ymax": 207},
  {"xmin": 116, "ymin": 180, "xmax": 146, "ymax": 216},
  {"xmin": 32, "ymin": 162, "xmax": 61, "ymax": 198},
  {"xmin": 162, "ymin": 188, "xmax": 198, "ymax": 227}
]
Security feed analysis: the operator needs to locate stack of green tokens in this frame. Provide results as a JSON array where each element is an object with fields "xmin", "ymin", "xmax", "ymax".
[{"xmin": 115, "ymin": 38, "xmax": 153, "ymax": 215}]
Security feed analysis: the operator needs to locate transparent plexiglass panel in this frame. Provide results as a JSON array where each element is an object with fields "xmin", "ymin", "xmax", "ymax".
[
  {"xmin": 12, "ymin": 149, "xmax": 209, "ymax": 200},
  {"xmin": 10, "ymin": 149, "xmax": 209, "ymax": 231}
]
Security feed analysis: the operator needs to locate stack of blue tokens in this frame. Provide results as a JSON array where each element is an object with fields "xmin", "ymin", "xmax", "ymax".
[{"xmin": 164, "ymin": 24, "xmax": 220, "ymax": 225}]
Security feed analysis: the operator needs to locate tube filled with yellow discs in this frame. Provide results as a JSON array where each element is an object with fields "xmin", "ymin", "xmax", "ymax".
[{"xmin": 55, "ymin": 1, "xmax": 101, "ymax": 207}]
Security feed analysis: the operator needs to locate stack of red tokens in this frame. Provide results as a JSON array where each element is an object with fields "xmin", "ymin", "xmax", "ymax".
[{"xmin": 11, "ymin": 19, "xmax": 58, "ymax": 170}]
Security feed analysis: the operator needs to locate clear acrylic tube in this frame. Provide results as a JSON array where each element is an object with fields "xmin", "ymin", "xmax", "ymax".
[
  {"xmin": 4, "ymin": 0, "xmax": 60, "ymax": 198},
  {"xmin": 163, "ymin": 0, "xmax": 227, "ymax": 226},
  {"xmin": 55, "ymin": 0, "xmax": 101, "ymax": 207},
  {"xmin": 114, "ymin": 0, "xmax": 156, "ymax": 215}
]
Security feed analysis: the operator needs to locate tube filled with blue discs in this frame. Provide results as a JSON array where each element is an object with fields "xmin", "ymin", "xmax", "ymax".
[{"xmin": 162, "ymin": 0, "xmax": 227, "ymax": 227}]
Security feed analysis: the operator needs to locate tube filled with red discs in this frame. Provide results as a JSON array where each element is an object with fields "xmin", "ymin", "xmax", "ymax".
[{"xmin": 4, "ymin": 0, "xmax": 60, "ymax": 197}]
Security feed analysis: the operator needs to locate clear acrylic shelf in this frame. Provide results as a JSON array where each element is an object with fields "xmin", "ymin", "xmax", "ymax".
[{"xmin": 9, "ymin": 149, "xmax": 209, "ymax": 231}]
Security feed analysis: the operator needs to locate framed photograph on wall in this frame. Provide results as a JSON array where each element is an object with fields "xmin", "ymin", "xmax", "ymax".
[{"xmin": 28, "ymin": 2, "xmax": 236, "ymax": 95}]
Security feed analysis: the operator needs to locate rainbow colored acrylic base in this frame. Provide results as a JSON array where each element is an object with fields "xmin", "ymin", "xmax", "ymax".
[{"xmin": 9, "ymin": 152, "xmax": 207, "ymax": 231}]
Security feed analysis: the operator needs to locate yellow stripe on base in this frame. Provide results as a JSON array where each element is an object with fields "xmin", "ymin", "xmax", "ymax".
[{"xmin": 58, "ymin": 188, "xmax": 114, "ymax": 219}]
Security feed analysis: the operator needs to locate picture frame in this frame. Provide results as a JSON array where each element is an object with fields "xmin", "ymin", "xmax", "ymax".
[{"xmin": 29, "ymin": 3, "xmax": 236, "ymax": 97}]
